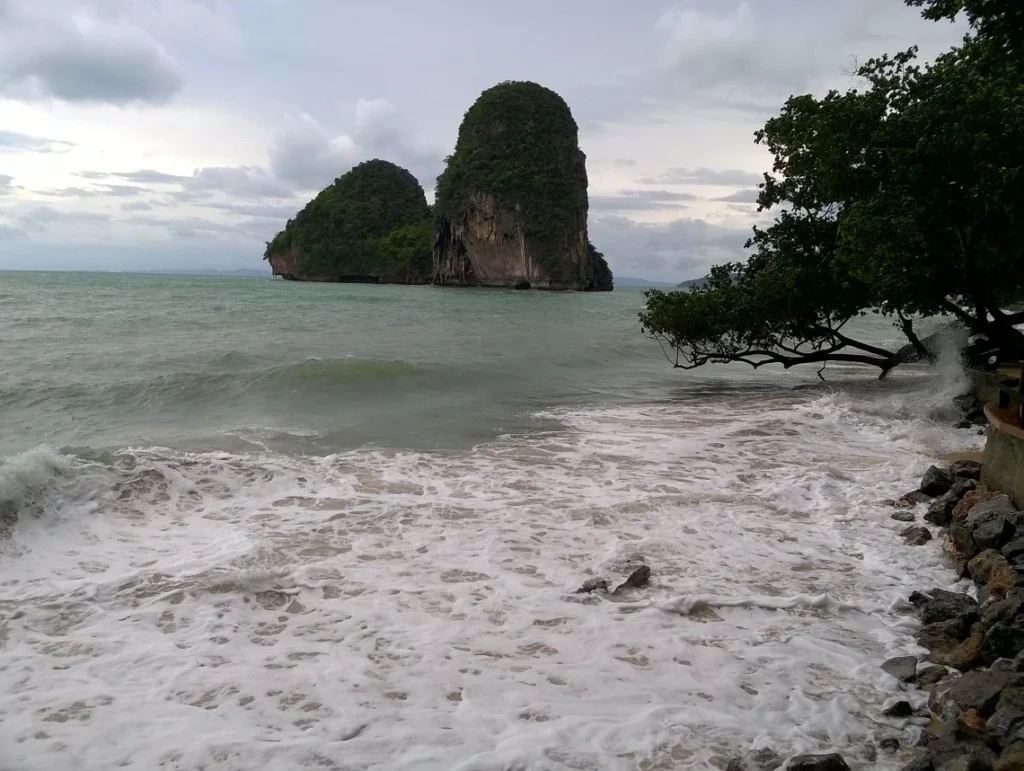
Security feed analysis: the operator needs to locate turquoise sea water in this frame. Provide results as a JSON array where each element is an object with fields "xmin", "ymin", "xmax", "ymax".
[{"xmin": 0, "ymin": 271, "xmax": 928, "ymax": 458}]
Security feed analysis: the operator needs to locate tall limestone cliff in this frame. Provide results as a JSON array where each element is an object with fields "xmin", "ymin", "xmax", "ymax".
[
  {"xmin": 433, "ymin": 81, "xmax": 613, "ymax": 291},
  {"xmin": 264, "ymin": 160, "xmax": 432, "ymax": 283}
]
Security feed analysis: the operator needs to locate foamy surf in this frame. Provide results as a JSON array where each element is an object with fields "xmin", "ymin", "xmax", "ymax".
[{"xmin": 0, "ymin": 382, "xmax": 980, "ymax": 770}]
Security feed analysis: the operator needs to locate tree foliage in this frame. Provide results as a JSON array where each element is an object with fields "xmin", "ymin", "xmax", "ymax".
[
  {"xmin": 906, "ymin": 0, "xmax": 1024, "ymax": 49},
  {"xmin": 265, "ymin": 160, "xmax": 432, "ymax": 280},
  {"xmin": 434, "ymin": 81, "xmax": 587, "ymax": 283},
  {"xmin": 641, "ymin": 4, "xmax": 1024, "ymax": 376}
]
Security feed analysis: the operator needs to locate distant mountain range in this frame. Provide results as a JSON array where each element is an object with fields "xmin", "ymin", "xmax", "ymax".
[
  {"xmin": 137, "ymin": 268, "xmax": 271, "ymax": 277},
  {"xmin": 615, "ymin": 276, "xmax": 680, "ymax": 288},
  {"xmin": 677, "ymin": 276, "xmax": 709, "ymax": 289}
]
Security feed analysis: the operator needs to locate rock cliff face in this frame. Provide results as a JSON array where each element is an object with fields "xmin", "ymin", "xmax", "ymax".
[
  {"xmin": 267, "ymin": 245, "xmax": 335, "ymax": 282},
  {"xmin": 434, "ymin": 191, "xmax": 599, "ymax": 290},
  {"xmin": 432, "ymin": 81, "xmax": 612, "ymax": 291}
]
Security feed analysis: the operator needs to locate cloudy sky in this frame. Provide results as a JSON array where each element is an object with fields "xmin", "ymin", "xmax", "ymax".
[{"xmin": 0, "ymin": 0, "xmax": 964, "ymax": 281}]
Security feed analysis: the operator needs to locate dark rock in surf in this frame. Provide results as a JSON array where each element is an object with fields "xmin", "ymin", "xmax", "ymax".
[
  {"xmin": 881, "ymin": 737, "xmax": 901, "ymax": 754},
  {"xmin": 786, "ymin": 754, "xmax": 852, "ymax": 771},
  {"xmin": 575, "ymin": 578, "xmax": 609, "ymax": 594},
  {"xmin": 950, "ymin": 460, "xmax": 983, "ymax": 481},
  {"xmin": 952, "ymin": 479, "xmax": 979, "ymax": 500},
  {"xmin": 883, "ymin": 656, "xmax": 920, "ymax": 682},
  {"xmin": 946, "ymin": 670, "xmax": 1021, "ymax": 717},
  {"xmin": 922, "ymin": 466, "xmax": 954, "ymax": 497},
  {"xmin": 894, "ymin": 511, "xmax": 918, "ymax": 522},
  {"xmin": 928, "ymin": 493, "xmax": 961, "ymax": 527},
  {"xmin": 614, "ymin": 565, "xmax": 651, "ymax": 593},
  {"xmin": 885, "ymin": 699, "xmax": 916, "ymax": 717},
  {"xmin": 907, "ymin": 526, "xmax": 935, "ymax": 545},
  {"xmin": 911, "ymin": 590, "xmax": 932, "ymax": 607},
  {"xmin": 725, "ymin": 747, "xmax": 783, "ymax": 771},
  {"xmin": 918, "ymin": 666, "xmax": 951, "ymax": 691},
  {"xmin": 920, "ymin": 618, "xmax": 975, "ymax": 656},
  {"xmin": 921, "ymin": 590, "xmax": 981, "ymax": 627},
  {"xmin": 898, "ymin": 490, "xmax": 936, "ymax": 508}
]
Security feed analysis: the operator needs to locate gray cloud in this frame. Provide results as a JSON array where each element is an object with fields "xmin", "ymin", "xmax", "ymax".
[
  {"xmin": 121, "ymin": 201, "xmax": 152, "ymax": 212},
  {"xmin": 37, "ymin": 186, "xmax": 103, "ymax": 198},
  {"xmin": 714, "ymin": 188, "xmax": 761, "ymax": 203},
  {"xmin": 77, "ymin": 169, "xmax": 183, "ymax": 184},
  {"xmin": 36, "ymin": 184, "xmax": 151, "ymax": 198},
  {"xmin": 188, "ymin": 166, "xmax": 293, "ymax": 199},
  {"xmin": 14, "ymin": 204, "xmax": 109, "ymax": 233},
  {"xmin": 613, "ymin": 158, "xmax": 637, "ymax": 167},
  {"xmin": 81, "ymin": 166, "xmax": 294, "ymax": 199},
  {"xmin": 0, "ymin": 1, "xmax": 183, "ymax": 105},
  {"xmin": 126, "ymin": 213, "xmax": 270, "ymax": 243},
  {"xmin": 0, "ymin": 223, "xmax": 25, "ymax": 240},
  {"xmin": 205, "ymin": 201, "xmax": 299, "ymax": 219},
  {"xmin": 0, "ymin": 174, "xmax": 14, "ymax": 195},
  {"xmin": 589, "ymin": 189, "xmax": 698, "ymax": 213},
  {"xmin": 0, "ymin": 129, "xmax": 73, "ymax": 153},
  {"xmin": 270, "ymin": 101, "xmax": 443, "ymax": 192},
  {"xmin": 639, "ymin": 167, "xmax": 764, "ymax": 186},
  {"xmin": 589, "ymin": 213, "xmax": 750, "ymax": 282}
]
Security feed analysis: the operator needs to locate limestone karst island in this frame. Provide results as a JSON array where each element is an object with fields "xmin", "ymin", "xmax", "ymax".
[{"xmin": 264, "ymin": 81, "xmax": 614, "ymax": 291}]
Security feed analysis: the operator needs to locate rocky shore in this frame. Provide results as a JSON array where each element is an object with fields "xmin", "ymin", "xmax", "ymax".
[{"xmin": 726, "ymin": 458, "xmax": 1024, "ymax": 771}]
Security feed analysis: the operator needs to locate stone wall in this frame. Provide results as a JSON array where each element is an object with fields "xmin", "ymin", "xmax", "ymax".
[{"xmin": 982, "ymin": 404, "xmax": 1024, "ymax": 508}]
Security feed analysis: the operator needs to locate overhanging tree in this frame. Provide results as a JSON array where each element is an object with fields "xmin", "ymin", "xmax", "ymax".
[{"xmin": 641, "ymin": 2, "xmax": 1024, "ymax": 376}]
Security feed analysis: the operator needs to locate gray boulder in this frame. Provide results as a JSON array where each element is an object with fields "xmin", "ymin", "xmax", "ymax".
[
  {"xmin": 922, "ymin": 590, "xmax": 981, "ymax": 626},
  {"xmin": 937, "ymin": 757, "xmax": 994, "ymax": 771},
  {"xmin": 947, "ymin": 670, "xmax": 1020, "ymax": 717},
  {"xmin": 922, "ymin": 466, "xmax": 954, "ymax": 497},
  {"xmin": 980, "ymin": 622, "xmax": 1024, "ymax": 666},
  {"xmin": 920, "ymin": 618, "xmax": 975, "ymax": 655},
  {"xmin": 786, "ymin": 754, "xmax": 851, "ymax": 771},
  {"xmin": 727, "ymin": 748, "xmax": 784, "ymax": 771},
  {"xmin": 906, "ymin": 526, "xmax": 935, "ymax": 545},
  {"xmin": 927, "ymin": 492, "xmax": 960, "ymax": 527},
  {"xmin": 1003, "ymin": 539, "xmax": 1024, "ymax": 560},
  {"xmin": 899, "ymin": 756, "xmax": 935, "ymax": 771},
  {"xmin": 949, "ymin": 460, "xmax": 983, "ymax": 481},
  {"xmin": 975, "ymin": 516, "xmax": 1016, "ymax": 551},
  {"xmin": 968, "ymin": 496, "xmax": 1018, "ymax": 529},
  {"xmin": 883, "ymin": 656, "xmax": 920, "ymax": 682},
  {"xmin": 949, "ymin": 521, "xmax": 982, "ymax": 561},
  {"xmin": 951, "ymin": 478, "xmax": 979, "ymax": 499},
  {"xmin": 983, "ymin": 596, "xmax": 1023, "ymax": 628}
]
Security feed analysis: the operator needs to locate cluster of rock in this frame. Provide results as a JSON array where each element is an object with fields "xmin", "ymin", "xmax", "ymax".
[
  {"xmin": 726, "ymin": 750, "xmax": 852, "ymax": 770},
  {"xmin": 726, "ymin": 461, "xmax": 1023, "ymax": 771},
  {"xmin": 955, "ymin": 392, "xmax": 990, "ymax": 430},
  {"xmin": 885, "ymin": 461, "xmax": 1024, "ymax": 770}
]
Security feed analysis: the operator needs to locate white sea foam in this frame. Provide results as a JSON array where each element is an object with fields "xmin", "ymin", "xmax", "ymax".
[
  {"xmin": 0, "ymin": 447, "xmax": 70, "ymax": 507},
  {"xmin": 0, "ymin": 382, "xmax": 982, "ymax": 770}
]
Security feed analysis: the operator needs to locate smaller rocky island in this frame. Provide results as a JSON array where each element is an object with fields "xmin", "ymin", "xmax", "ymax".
[{"xmin": 264, "ymin": 160, "xmax": 432, "ymax": 284}]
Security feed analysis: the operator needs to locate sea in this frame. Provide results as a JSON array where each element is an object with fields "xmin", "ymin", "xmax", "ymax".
[{"xmin": 0, "ymin": 271, "xmax": 982, "ymax": 771}]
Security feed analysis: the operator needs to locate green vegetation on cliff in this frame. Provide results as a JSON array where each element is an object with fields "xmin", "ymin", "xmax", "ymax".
[
  {"xmin": 265, "ymin": 160, "xmax": 432, "ymax": 280},
  {"xmin": 434, "ymin": 81, "xmax": 586, "ymax": 282},
  {"xmin": 589, "ymin": 242, "xmax": 613, "ymax": 292}
]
